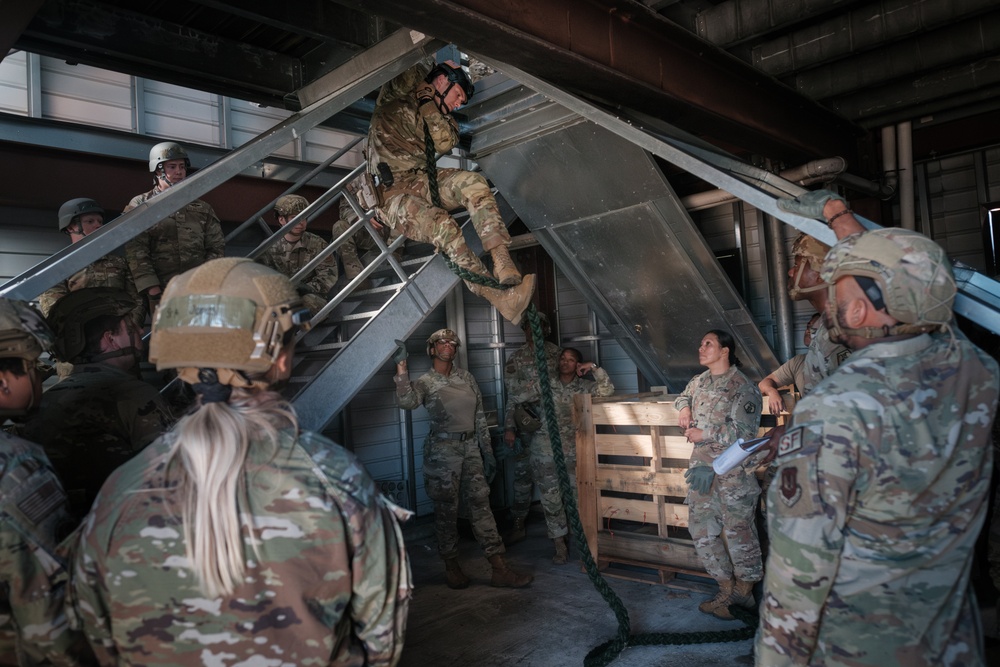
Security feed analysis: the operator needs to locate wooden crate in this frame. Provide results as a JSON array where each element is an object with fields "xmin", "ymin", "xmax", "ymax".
[
  {"xmin": 574, "ymin": 393, "xmax": 704, "ymax": 575},
  {"xmin": 574, "ymin": 393, "xmax": 778, "ymax": 581}
]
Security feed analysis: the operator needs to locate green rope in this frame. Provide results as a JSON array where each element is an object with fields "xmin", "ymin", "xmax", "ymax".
[
  {"xmin": 442, "ymin": 258, "xmax": 759, "ymax": 663},
  {"xmin": 528, "ymin": 304, "xmax": 759, "ymax": 665},
  {"xmin": 424, "ymin": 121, "xmax": 442, "ymax": 208}
]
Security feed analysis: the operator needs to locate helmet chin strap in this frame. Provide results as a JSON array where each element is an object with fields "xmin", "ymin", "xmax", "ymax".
[
  {"xmin": 787, "ymin": 260, "xmax": 826, "ymax": 300},
  {"xmin": 824, "ymin": 283, "xmax": 940, "ymax": 342},
  {"xmin": 434, "ymin": 83, "xmax": 456, "ymax": 115}
]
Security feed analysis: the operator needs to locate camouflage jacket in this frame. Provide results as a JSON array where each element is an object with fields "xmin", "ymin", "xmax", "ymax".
[
  {"xmin": 36, "ymin": 255, "xmax": 144, "ymax": 329},
  {"xmin": 20, "ymin": 364, "xmax": 173, "ymax": 520},
  {"xmin": 367, "ymin": 60, "xmax": 461, "ymax": 177},
  {"xmin": 552, "ymin": 367, "xmax": 615, "ymax": 440},
  {"xmin": 258, "ymin": 231, "xmax": 339, "ymax": 298},
  {"xmin": 503, "ymin": 341, "xmax": 562, "ymax": 431},
  {"xmin": 801, "ymin": 318, "xmax": 850, "ymax": 394},
  {"xmin": 0, "ymin": 431, "xmax": 93, "ymax": 666},
  {"xmin": 123, "ymin": 188, "xmax": 225, "ymax": 292},
  {"xmin": 757, "ymin": 333, "xmax": 999, "ymax": 666},
  {"xmin": 396, "ymin": 366, "xmax": 490, "ymax": 452},
  {"xmin": 69, "ymin": 428, "xmax": 412, "ymax": 666},
  {"xmin": 674, "ymin": 366, "xmax": 761, "ymax": 466}
]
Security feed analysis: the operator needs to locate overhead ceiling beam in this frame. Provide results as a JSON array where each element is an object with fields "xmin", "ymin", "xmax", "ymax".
[
  {"xmin": 186, "ymin": 0, "xmax": 373, "ymax": 47},
  {"xmin": 0, "ymin": 0, "xmax": 45, "ymax": 59},
  {"xmin": 17, "ymin": 0, "xmax": 300, "ymax": 102},
  {"xmin": 331, "ymin": 0, "xmax": 862, "ymax": 163}
]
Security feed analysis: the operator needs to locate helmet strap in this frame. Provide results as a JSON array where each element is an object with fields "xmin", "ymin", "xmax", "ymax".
[{"xmin": 787, "ymin": 260, "xmax": 825, "ymax": 299}]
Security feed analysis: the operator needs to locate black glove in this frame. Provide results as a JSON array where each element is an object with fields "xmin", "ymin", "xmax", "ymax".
[
  {"xmin": 392, "ymin": 339, "xmax": 408, "ymax": 364},
  {"xmin": 684, "ymin": 465, "xmax": 716, "ymax": 495}
]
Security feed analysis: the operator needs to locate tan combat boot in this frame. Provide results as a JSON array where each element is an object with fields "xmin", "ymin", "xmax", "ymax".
[
  {"xmin": 466, "ymin": 275, "xmax": 536, "ymax": 326},
  {"xmin": 444, "ymin": 558, "xmax": 470, "ymax": 590},
  {"xmin": 505, "ymin": 516, "xmax": 527, "ymax": 545},
  {"xmin": 490, "ymin": 244, "xmax": 522, "ymax": 286},
  {"xmin": 712, "ymin": 579, "xmax": 756, "ymax": 620},
  {"xmin": 488, "ymin": 555, "xmax": 533, "ymax": 588},
  {"xmin": 552, "ymin": 536, "xmax": 568, "ymax": 565},
  {"xmin": 698, "ymin": 579, "xmax": 734, "ymax": 615}
]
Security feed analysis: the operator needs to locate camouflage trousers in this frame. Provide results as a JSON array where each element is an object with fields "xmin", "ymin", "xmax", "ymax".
[
  {"xmin": 525, "ymin": 428, "xmax": 570, "ymax": 539},
  {"xmin": 423, "ymin": 435, "xmax": 505, "ymax": 559},
  {"xmin": 380, "ymin": 169, "xmax": 511, "ymax": 257},
  {"xmin": 688, "ymin": 466, "xmax": 763, "ymax": 583},
  {"xmin": 510, "ymin": 445, "xmax": 533, "ymax": 520}
]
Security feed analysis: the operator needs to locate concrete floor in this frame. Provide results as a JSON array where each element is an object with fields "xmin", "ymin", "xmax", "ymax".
[{"xmin": 398, "ymin": 514, "xmax": 756, "ymax": 667}]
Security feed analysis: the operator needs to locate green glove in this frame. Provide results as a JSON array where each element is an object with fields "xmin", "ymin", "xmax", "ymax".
[
  {"xmin": 684, "ymin": 465, "xmax": 716, "ymax": 495},
  {"xmin": 776, "ymin": 189, "xmax": 847, "ymax": 221},
  {"xmin": 392, "ymin": 339, "xmax": 408, "ymax": 364},
  {"xmin": 481, "ymin": 448, "xmax": 497, "ymax": 484}
]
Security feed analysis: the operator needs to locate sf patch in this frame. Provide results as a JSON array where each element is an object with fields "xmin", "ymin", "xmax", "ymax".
[
  {"xmin": 777, "ymin": 426, "xmax": 803, "ymax": 457},
  {"xmin": 743, "ymin": 401, "xmax": 756, "ymax": 414},
  {"xmin": 779, "ymin": 466, "xmax": 802, "ymax": 507}
]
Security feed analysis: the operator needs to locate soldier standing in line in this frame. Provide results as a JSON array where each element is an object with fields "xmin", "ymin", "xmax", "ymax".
[
  {"xmin": 70, "ymin": 258, "xmax": 412, "ymax": 665},
  {"xmin": 755, "ymin": 227, "xmax": 999, "ymax": 666},
  {"xmin": 367, "ymin": 57, "xmax": 535, "ymax": 325},
  {"xmin": 553, "ymin": 347, "xmax": 615, "ymax": 492},
  {"xmin": 257, "ymin": 194, "xmax": 339, "ymax": 316},
  {"xmin": 0, "ymin": 299, "xmax": 94, "ymax": 665},
  {"xmin": 675, "ymin": 329, "xmax": 763, "ymax": 620},
  {"xmin": 331, "ymin": 195, "xmax": 402, "ymax": 290},
  {"xmin": 502, "ymin": 315, "xmax": 566, "ymax": 562},
  {"xmin": 22, "ymin": 288, "xmax": 172, "ymax": 519},
  {"xmin": 37, "ymin": 198, "xmax": 144, "ymax": 329},
  {"xmin": 124, "ymin": 141, "xmax": 225, "ymax": 313},
  {"xmin": 395, "ymin": 330, "xmax": 532, "ymax": 588}
]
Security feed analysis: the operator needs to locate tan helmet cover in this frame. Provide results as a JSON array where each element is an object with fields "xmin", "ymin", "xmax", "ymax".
[
  {"xmin": 274, "ymin": 194, "xmax": 309, "ymax": 218},
  {"xmin": 821, "ymin": 229, "xmax": 956, "ymax": 332},
  {"xmin": 45, "ymin": 287, "xmax": 136, "ymax": 362},
  {"xmin": 150, "ymin": 258, "xmax": 309, "ymax": 377},
  {"xmin": 0, "ymin": 299, "xmax": 53, "ymax": 362},
  {"xmin": 791, "ymin": 232, "xmax": 831, "ymax": 265},
  {"xmin": 426, "ymin": 328, "xmax": 461, "ymax": 357}
]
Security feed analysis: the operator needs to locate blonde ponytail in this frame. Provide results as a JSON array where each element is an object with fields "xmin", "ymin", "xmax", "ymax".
[{"xmin": 165, "ymin": 388, "xmax": 297, "ymax": 597}]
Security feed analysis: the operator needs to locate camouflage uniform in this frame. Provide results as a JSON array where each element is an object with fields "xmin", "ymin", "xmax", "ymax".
[
  {"xmin": 552, "ymin": 367, "xmax": 615, "ymax": 489},
  {"xmin": 396, "ymin": 365, "xmax": 504, "ymax": 559},
  {"xmin": 675, "ymin": 366, "xmax": 763, "ymax": 582},
  {"xmin": 332, "ymin": 197, "xmax": 401, "ymax": 283},
  {"xmin": 0, "ymin": 431, "xmax": 92, "ymax": 666},
  {"xmin": 503, "ymin": 341, "xmax": 565, "ymax": 537},
  {"xmin": 36, "ymin": 256, "xmax": 144, "ymax": 330},
  {"xmin": 757, "ymin": 333, "xmax": 998, "ymax": 666},
  {"xmin": 123, "ymin": 189, "xmax": 225, "ymax": 293},
  {"xmin": 368, "ymin": 61, "xmax": 511, "ymax": 256},
  {"xmin": 69, "ymin": 429, "xmax": 411, "ymax": 666},
  {"xmin": 257, "ymin": 231, "xmax": 338, "ymax": 314},
  {"xmin": 20, "ymin": 364, "xmax": 172, "ymax": 520},
  {"xmin": 801, "ymin": 318, "xmax": 849, "ymax": 394}
]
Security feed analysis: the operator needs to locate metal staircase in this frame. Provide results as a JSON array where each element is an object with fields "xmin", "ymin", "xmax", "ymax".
[{"xmin": 5, "ymin": 31, "xmax": 1000, "ymax": 436}]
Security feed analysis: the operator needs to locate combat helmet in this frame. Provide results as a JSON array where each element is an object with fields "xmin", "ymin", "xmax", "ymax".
[
  {"xmin": 426, "ymin": 328, "xmax": 461, "ymax": 357},
  {"xmin": 425, "ymin": 62, "xmax": 475, "ymax": 105},
  {"xmin": 0, "ymin": 299, "xmax": 54, "ymax": 416},
  {"xmin": 58, "ymin": 198, "xmax": 104, "ymax": 232},
  {"xmin": 274, "ymin": 194, "xmax": 309, "ymax": 219},
  {"xmin": 45, "ymin": 287, "xmax": 137, "ymax": 363},
  {"xmin": 150, "ymin": 258, "xmax": 311, "ymax": 388},
  {"xmin": 788, "ymin": 232, "xmax": 832, "ymax": 299},
  {"xmin": 149, "ymin": 141, "xmax": 190, "ymax": 173},
  {"xmin": 0, "ymin": 299, "xmax": 53, "ymax": 363},
  {"xmin": 821, "ymin": 228, "xmax": 956, "ymax": 339}
]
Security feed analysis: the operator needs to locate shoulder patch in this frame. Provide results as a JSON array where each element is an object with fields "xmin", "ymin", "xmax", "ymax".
[
  {"xmin": 743, "ymin": 401, "xmax": 756, "ymax": 414},
  {"xmin": 777, "ymin": 426, "xmax": 804, "ymax": 457},
  {"xmin": 778, "ymin": 466, "xmax": 802, "ymax": 507}
]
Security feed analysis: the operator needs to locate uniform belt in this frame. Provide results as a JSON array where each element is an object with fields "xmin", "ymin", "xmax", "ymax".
[{"xmin": 434, "ymin": 431, "xmax": 474, "ymax": 441}]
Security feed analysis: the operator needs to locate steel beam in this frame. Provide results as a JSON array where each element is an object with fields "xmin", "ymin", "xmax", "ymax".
[
  {"xmin": 330, "ymin": 0, "xmax": 862, "ymax": 163},
  {"xmin": 0, "ymin": 29, "xmax": 439, "ymax": 301},
  {"xmin": 0, "ymin": 0, "xmax": 45, "ymax": 60}
]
